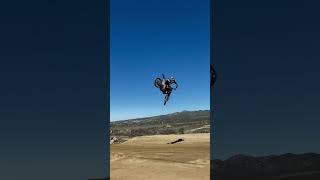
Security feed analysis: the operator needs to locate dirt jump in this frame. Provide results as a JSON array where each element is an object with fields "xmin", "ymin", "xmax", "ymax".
[{"xmin": 110, "ymin": 133, "xmax": 210, "ymax": 180}]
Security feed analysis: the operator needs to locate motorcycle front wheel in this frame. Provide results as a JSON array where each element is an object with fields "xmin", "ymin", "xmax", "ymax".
[{"xmin": 154, "ymin": 78, "xmax": 162, "ymax": 88}]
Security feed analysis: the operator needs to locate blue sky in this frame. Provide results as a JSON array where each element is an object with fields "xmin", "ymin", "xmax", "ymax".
[{"xmin": 110, "ymin": 0, "xmax": 210, "ymax": 121}]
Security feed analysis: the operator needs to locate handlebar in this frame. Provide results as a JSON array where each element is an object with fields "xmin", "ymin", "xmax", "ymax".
[{"xmin": 171, "ymin": 80, "xmax": 178, "ymax": 89}]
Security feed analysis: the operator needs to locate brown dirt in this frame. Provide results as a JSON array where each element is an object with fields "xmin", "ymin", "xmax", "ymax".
[{"xmin": 110, "ymin": 133, "xmax": 210, "ymax": 180}]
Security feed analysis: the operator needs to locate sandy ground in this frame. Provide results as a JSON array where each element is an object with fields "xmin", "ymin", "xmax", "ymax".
[{"xmin": 111, "ymin": 133, "xmax": 210, "ymax": 180}]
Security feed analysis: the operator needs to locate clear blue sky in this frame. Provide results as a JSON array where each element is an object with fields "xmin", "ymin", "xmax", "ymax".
[{"xmin": 110, "ymin": 0, "xmax": 210, "ymax": 121}]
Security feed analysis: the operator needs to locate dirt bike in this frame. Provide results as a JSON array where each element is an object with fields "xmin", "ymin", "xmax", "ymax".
[{"xmin": 154, "ymin": 74, "xmax": 178, "ymax": 105}]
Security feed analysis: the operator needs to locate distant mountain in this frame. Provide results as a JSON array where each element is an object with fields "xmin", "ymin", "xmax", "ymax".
[
  {"xmin": 212, "ymin": 153, "xmax": 320, "ymax": 180},
  {"xmin": 110, "ymin": 110, "xmax": 210, "ymax": 137}
]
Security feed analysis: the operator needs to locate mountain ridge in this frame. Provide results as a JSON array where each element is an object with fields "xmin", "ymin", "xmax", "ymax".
[
  {"xmin": 212, "ymin": 153, "xmax": 320, "ymax": 179},
  {"xmin": 111, "ymin": 109, "xmax": 210, "ymax": 123}
]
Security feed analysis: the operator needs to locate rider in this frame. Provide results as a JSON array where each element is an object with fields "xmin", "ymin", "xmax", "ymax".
[{"xmin": 161, "ymin": 74, "xmax": 175, "ymax": 94}]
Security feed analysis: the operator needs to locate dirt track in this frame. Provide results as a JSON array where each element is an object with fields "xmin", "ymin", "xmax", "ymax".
[{"xmin": 111, "ymin": 133, "xmax": 210, "ymax": 180}]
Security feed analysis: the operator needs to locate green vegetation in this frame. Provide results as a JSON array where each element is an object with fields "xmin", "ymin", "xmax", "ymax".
[{"xmin": 110, "ymin": 110, "xmax": 210, "ymax": 137}]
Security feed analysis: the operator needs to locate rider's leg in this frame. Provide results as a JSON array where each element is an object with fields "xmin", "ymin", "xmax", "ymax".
[
  {"xmin": 164, "ymin": 94, "xmax": 168, "ymax": 105},
  {"xmin": 164, "ymin": 92, "xmax": 171, "ymax": 105}
]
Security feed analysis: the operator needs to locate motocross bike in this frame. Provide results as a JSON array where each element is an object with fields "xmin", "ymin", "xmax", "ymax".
[{"xmin": 154, "ymin": 74, "xmax": 178, "ymax": 105}]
